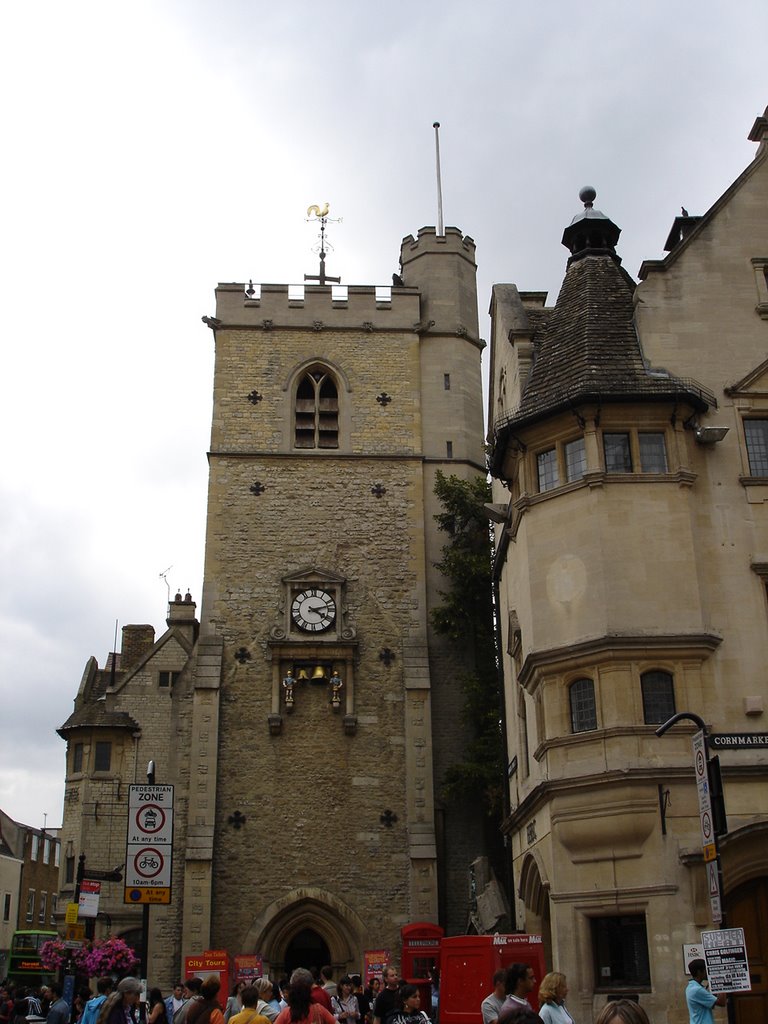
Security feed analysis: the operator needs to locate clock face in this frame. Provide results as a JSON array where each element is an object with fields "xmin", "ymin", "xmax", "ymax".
[{"xmin": 291, "ymin": 588, "xmax": 336, "ymax": 632}]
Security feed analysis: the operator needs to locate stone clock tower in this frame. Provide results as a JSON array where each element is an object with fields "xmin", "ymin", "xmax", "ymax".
[{"xmin": 183, "ymin": 223, "xmax": 486, "ymax": 970}]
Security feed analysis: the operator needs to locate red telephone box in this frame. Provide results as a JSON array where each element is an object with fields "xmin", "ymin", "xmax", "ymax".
[
  {"xmin": 438, "ymin": 934, "xmax": 545, "ymax": 1024},
  {"xmin": 400, "ymin": 923, "xmax": 444, "ymax": 1014}
]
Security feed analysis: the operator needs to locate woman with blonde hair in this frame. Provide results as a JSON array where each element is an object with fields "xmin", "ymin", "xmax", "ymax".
[
  {"xmin": 593, "ymin": 1001, "xmax": 649, "ymax": 1024},
  {"xmin": 255, "ymin": 980, "xmax": 279, "ymax": 1023},
  {"xmin": 536, "ymin": 973, "xmax": 573, "ymax": 1024}
]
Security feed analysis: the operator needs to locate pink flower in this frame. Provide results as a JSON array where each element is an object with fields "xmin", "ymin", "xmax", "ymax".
[{"xmin": 41, "ymin": 936, "xmax": 138, "ymax": 978}]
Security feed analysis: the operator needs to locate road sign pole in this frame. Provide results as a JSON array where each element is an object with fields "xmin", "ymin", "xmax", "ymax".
[
  {"xmin": 656, "ymin": 711, "xmax": 735, "ymax": 1024},
  {"xmin": 140, "ymin": 761, "xmax": 155, "ymax": 987}
]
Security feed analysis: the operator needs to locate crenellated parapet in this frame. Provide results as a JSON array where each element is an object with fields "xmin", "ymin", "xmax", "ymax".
[
  {"xmin": 213, "ymin": 282, "xmax": 421, "ymax": 332},
  {"xmin": 399, "ymin": 226, "xmax": 480, "ymax": 341}
]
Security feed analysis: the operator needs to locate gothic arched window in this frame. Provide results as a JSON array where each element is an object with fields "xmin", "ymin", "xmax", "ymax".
[{"xmin": 294, "ymin": 369, "xmax": 339, "ymax": 449}]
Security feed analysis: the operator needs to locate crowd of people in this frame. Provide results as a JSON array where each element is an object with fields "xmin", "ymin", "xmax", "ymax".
[
  {"xmin": 479, "ymin": 959, "xmax": 724, "ymax": 1024},
  {"xmin": 0, "ymin": 955, "xmax": 724, "ymax": 1024}
]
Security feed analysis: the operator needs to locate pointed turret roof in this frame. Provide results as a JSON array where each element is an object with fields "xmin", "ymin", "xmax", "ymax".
[{"xmin": 489, "ymin": 189, "xmax": 715, "ymax": 474}]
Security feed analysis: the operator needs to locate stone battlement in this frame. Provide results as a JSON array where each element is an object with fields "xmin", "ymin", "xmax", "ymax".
[
  {"xmin": 215, "ymin": 282, "xmax": 421, "ymax": 330},
  {"xmin": 400, "ymin": 225, "xmax": 477, "ymax": 265}
]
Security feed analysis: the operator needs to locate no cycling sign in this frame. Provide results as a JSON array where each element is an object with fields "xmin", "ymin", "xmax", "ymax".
[{"xmin": 124, "ymin": 784, "xmax": 174, "ymax": 904}]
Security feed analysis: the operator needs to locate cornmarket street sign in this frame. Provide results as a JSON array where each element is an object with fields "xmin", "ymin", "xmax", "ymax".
[{"xmin": 709, "ymin": 733, "xmax": 768, "ymax": 749}]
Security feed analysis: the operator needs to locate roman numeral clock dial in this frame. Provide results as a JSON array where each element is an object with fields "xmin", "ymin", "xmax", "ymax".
[{"xmin": 291, "ymin": 588, "xmax": 336, "ymax": 632}]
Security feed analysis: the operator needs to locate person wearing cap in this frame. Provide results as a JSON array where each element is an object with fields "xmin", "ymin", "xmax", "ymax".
[{"xmin": 97, "ymin": 978, "xmax": 141, "ymax": 1024}]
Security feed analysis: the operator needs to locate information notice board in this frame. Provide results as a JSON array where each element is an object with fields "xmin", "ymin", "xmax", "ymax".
[{"xmin": 702, "ymin": 927, "xmax": 751, "ymax": 993}]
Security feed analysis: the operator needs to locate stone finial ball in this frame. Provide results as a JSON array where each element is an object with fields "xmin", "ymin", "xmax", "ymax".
[{"xmin": 579, "ymin": 186, "xmax": 597, "ymax": 204}]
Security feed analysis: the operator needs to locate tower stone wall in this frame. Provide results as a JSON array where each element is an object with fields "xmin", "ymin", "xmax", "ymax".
[{"xmin": 58, "ymin": 225, "xmax": 494, "ymax": 981}]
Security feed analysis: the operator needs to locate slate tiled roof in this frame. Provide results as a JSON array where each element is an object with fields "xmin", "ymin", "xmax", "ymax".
[
  {"xmin": 490, "ymin": 251, "xmax": 714, "ymax": 473},
  {"xmin": 57, "ymin": 663, "xmax": 139, "ymax": 737},
  {"xmin": 57, "ymin": 704, "xmax": 140, "ymax": 737}
]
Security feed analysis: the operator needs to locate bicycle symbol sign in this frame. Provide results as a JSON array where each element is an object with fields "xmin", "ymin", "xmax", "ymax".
[
  {"xmin": 134, "ymin": 848, "xmax": 164, "ymax": 879},
  {"xmin": 126, "ymin": 786, "xmax": 174, "ymax": 900}
]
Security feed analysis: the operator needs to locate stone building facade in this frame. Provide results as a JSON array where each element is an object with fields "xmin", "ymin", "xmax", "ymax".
[
  {"xmin": 57, "ymin": 225, "xmax": 496, "ymax": 982},
  {"xmin": 487, "ymin": 106, "xmax": 768, "ymax": 1023}
]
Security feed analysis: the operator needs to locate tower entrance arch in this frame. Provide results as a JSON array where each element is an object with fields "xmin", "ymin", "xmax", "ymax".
[
  {"xmin": 284, "ymin": 929, "xmax": 331, "ymax": 975},
  {"xmin": 245, "ymin": 888, "xmax": 367, "ymax": 977}
]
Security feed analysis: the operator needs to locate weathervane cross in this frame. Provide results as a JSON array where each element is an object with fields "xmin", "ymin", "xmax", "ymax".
[{"xmin": 305, "ymin": 203, "xmax": 341, "ymax": 286}]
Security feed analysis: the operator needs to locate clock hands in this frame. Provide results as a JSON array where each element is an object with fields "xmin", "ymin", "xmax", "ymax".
[{"xmin": 291, "ymin": 588, "xmax": 336, "ymax": 631}]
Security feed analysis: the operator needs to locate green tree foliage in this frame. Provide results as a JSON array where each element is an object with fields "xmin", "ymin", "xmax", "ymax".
[{"xmin": 431, "ymin": 471, "xmax": 504, "ymax": 815}]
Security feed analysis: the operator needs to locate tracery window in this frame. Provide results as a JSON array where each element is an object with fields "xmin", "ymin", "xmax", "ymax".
[{"xmin": 294, "ymin": 369, "xmax": 339, "ymax": 449}]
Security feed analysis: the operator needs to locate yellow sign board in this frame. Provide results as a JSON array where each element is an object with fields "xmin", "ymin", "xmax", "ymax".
[
  {"xmin": 124, "ymin": 887, "xmax": 170, "ymax": 905},
  {"xmin": 65, "ymin": 923, "xmax": 86, "ymax": 942},
  {"xmin": 703, "ymin": 843, "xmax": 717, "ymax": 863},
  {"xmin": 65, "ymin": 902, "xmax": 79, "ymax": 924}
]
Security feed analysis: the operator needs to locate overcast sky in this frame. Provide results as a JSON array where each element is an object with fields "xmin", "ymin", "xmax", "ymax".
[{"xmin": 1, "ymin": 0, "xmax": 765, "ymax": 829}]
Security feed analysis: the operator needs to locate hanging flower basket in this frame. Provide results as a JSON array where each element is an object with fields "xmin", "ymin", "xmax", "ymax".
[
  {"xmin": 40, "ymin": 936, "xmax": 139, "ymax": 977},
  {"xmin": 83, "ymin": 937, "xmax": 139, "ymax": 977}
]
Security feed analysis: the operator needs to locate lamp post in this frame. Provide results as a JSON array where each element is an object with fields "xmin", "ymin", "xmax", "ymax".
[{"xmin": 656, "ymin": 711, "xmax": 734, "ymax": 1024}]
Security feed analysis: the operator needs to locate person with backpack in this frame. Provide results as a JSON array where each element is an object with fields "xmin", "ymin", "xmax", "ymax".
[
  {"xmin": 331, "ymin": 978, "xmax": 359, "ymax": 1024},
  {"xmin": 81, "ymin": 978, "xmax": 114, "ymax": 1024}
]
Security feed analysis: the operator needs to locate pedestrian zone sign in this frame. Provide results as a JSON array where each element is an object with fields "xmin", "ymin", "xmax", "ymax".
[{"xmin": 124, "ymin": 784, "xmax": 174, "ymax": 905}]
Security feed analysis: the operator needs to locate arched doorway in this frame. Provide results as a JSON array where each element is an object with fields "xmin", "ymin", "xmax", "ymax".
[
  {"xmin": 243, "ymin": 888, "xmax": 366, "ymax": 978},
  {"xmin": 720, "ymin": 824, "xmax": 768, "ymax": 1024},
  {"xmin": 284, "ymin": 928, "xmax": 331, "ymax": 975},
  {"xmin": 726, "ymin": 877, "xmax": 768, "ymax": 1023},
  {"xmin": 518, "ymin": 853, "xmax": 552, "ymax": 969}
]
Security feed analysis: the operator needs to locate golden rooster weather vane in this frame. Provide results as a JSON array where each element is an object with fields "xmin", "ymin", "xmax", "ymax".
[{"xmin": 305, "ymin": 202, "xmax": 341, "ymax": 286}]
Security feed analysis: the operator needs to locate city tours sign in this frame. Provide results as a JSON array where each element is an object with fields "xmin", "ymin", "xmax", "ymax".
[{"xmin": 124, "ymin": 784, "xmax": 174, "ymax": 905}]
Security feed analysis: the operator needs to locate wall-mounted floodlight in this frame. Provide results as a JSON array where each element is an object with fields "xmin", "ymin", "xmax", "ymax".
[{"xmin": 694, "ymin": 425, "xmax": 729, "ymax": 444}]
